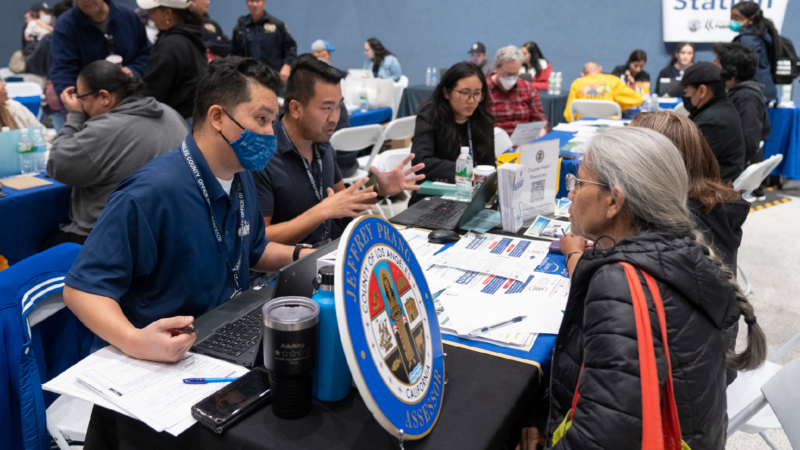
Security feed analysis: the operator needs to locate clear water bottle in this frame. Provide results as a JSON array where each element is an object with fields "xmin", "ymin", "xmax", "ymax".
[
  {"xmin": 426, "ymin": 67, "xmax": 432, "ymax": 87},
  {"xmin": 554, "ymin": 72, "xmax": 562, "ymax": 95},
  {"xmin": 311, "ymin": 266, "xmax": 351, "ymax": 402},
  {"xmin": 651, "ymin": 94, "xmax": 659, "ymax": 112},
  {"xmin": 431, "ymin": 67, "xmax": 438, "ymax": 86},
  {"xmin": 18, "ymin": 128, "xmax": 36, "ymax": 174},
  {"xmin": 32, "ymin": 128, "xmax": 46, "ymax": 172},
  {"xmin": 548, "ymin": 72, "xmax": 555, "ymax": 95},
  {"xmin": 455, "ymin": 146, "xmax": 473, "ymax": 201},
  {"xmin": 640, "ymin": 95, "xmax": 651, "ymax": 113},
  {"xmin": 358, "ymin": 83, "xmax": 368, "ymax": 112}
]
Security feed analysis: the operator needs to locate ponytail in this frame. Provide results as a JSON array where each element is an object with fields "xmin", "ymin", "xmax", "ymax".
[
  {"xmin": 78, "ymin": 60, "xmax": 145, "ymax": 101},
  {"xmin": 691, "ymin": 229, "xmax": 767, "ymax": 371}
]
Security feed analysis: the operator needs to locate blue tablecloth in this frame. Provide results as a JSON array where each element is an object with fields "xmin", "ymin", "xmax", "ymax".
[
  {"xmin": 765, "ymin": 107, "xmax": 800, "ymax": 179},
  {"xmin": 0, "ymin": 172, "xmax": 71, "ymax": 265},
  {"xmin": 348, "ymin": 107, "xmax": 393, "ymax": 127}
]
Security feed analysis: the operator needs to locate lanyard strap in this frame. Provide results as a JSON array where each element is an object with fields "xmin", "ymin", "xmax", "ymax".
[
  {"xmin": 281, "ymin": 121, "xmax": 329, "ymax": 240},
  {"xmin": 180, "ymin": 140, "xmax": 244, "ymax": 294},
  {"xmin": 467, "ymin": 121, "xmax": 473, "ymax": 159}
]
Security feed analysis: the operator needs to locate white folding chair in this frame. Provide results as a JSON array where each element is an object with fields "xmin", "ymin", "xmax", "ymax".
[
  {"xmin": 727, "ymin": 331, "xmax": 800, "ymax": 449},
  {"xmin": 673, "ymin": 102, "xmax": 690, "ymax": 117},
  {"xmin": 371, "ymin": 148, "xmax": 413, "ymax": 218},
  {"xmin": 330, "ymin": 124, "xmax": 386, "ymax": 217},
  {"xmin": 5, "ymin": 81, "xmax": 43, "ymax": 98},
  {"xmin": 494, "ymin": 127, "xmax": 513, "ymax": 158},
  {"xmin": 358, "ymin": 115, "xmax": 416, "ymax": 171},
  {"xmin": 569, "ymin": 99, "xmax": 622, "ymax": 122},
  {"xmin": 392, "ymin": 76, "xmax": 409, "ymax": 121}
]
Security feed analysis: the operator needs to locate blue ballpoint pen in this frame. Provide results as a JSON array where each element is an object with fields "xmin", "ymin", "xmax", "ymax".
[
  {"xmin": 468, "ymin": 315, "xmax": 528, "ymax": 336},
  {"xmin": 183, "ymin": 377, "xmax": 239, "ymax": 384}
]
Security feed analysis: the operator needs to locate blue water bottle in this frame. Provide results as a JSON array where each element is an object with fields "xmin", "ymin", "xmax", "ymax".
[{"xmin": 311, "ymin": 266, "xmax": 351, "ymax": 402}]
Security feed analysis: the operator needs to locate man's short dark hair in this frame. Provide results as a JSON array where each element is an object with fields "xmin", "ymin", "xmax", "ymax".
[
  {"xmin": 713, "ymin": 42, "xmax": 758, "ymax": 82},
  {"xmin": 285, "ymin": 53, "xmax": 347, "ymax": 107},
  {"xmin": 192, "ymin": 57, "xmax": 283, "ymax": 132}
]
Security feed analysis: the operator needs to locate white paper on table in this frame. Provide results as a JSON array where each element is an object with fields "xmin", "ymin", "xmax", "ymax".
[
  {"xmin": 432, "ymin": 232, "xmax": 545, "ymax": 282},
  {"xmin": 585, "ymin": 119, "xmax": 631, "ymax": 127},
  {"xmin": 399, "ymin": 227, "xmax": 445, "ymax": 262},
  {"xmin": 658, "ymin": 97, "xmax": 680, "ymax": 104},
  {"xmin": 510, "ymin": 121, "xmax": 548, "ymax": 146},
  {"xmin": 438, "ymin": 290, "xmax": 565, "ymax": 336},
  {"xmin": 73, "ymin": 347, "xmax": 248, "ymax": 433},
  {"xmin": 519, "ymin": 139, "xmax": 559, "ymax": 220}
]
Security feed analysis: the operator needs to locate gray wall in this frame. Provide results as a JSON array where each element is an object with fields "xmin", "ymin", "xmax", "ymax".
[{"xmin": 2, "ymin": 0, "xmax": 799, "ymax": 98}]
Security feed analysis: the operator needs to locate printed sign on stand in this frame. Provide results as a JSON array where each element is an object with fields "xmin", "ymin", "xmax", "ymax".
[
  {"xmin": 519, "ymin": 139, "xmax": 559, "ymax": 221},
  {"xmin": 335, "ymin": 216, "xmax": 445, "ymax": 440}
]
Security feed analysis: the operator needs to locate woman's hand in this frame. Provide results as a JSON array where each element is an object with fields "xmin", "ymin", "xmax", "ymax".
[
  {"xmin": 60, "ymin": 86, "xmax": 83, "ymax": 113},
  {"xmin": 515, "ymin": 427, "xmax": 546, "ymax": 450},
  {"xmin": 560, "ymin": 232, "xmax": 587, "ymax": 256}
]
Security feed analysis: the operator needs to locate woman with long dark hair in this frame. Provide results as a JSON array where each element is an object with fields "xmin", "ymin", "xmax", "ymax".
[
  {"xmin": 611, "ymin": 49, "xmax": 650, "ymax": 92},
  {"xmin": 409, "ymin": 62, "xmax": 495, "ymax": 205},
  {"xmin": 656, "ymin": 42, "xmax": 694, "ymax": 95},
  {"xmin": 731, "ymin": 1, "xmax": 779, "ymax": 102},
  {"xmin": 520, "ymin": 41, "xmax": 552, "ymax": 92},
  {"xmin": 362, "ymin": 37, "xmax": 402, "ymax": 81},
  {"xmin": 138, "ymin": 0, "xmax": 207, "ymax": 126}
]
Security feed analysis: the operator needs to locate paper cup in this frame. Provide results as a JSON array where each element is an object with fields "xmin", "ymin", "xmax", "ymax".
[
  {"xmin": 473, "ymin": 165, "xmax": 496, "ymax": 192},
  {"xmin": 105, "ymin": 55, "xmax": 123, "ymax": 66}
]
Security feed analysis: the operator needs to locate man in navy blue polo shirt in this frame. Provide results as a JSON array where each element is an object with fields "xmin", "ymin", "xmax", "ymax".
[
  {"xmin": 253, "ymin": 55, "xmax": 424, "ymax": 246},
  {"xmin": 63, "ymin": 57, "xmax": 310, "ymax": 363}
]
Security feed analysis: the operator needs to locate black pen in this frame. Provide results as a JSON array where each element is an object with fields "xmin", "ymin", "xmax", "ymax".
[{"xmin": 176, "ymin": 326, "xmax": 197, "ymax": 334}]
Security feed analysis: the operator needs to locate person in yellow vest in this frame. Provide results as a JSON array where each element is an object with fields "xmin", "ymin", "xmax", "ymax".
[{"xmin": 563, "ymin": 62, "xmax": 643, "ymax": 122}]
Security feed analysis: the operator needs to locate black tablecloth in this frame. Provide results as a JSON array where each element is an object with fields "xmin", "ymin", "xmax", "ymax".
[
  {"xmin": 396, "ymin": 85, "xmax": 569, "ymax": 128},
  {"xmin": 84, "ymin": 344, "xmax": 541, "ymax": 450}
]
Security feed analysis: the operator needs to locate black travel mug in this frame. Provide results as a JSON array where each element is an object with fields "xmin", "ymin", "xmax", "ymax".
[{"xmin": 262, "ymin": 297, "xmax": 320, "ymax": 420}]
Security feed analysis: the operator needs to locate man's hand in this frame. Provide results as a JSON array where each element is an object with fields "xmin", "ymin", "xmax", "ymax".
[
  {"xmin": 60, "ymin": 86, "xmax": 83, "ymax": 113},
  {"xmin": 121, "ymin": 66, "xmax": 134, "ymax": 77},
  {"xmin": 515, "ymin": 427, "xmax": 546, "ymax": 450},
  {"xmin": 280, "ymin": 64, "xmax": 291, "ymax": 82},
  {"xmin": 371, "ymin": 153, "xmax": 425, "ymax": 197},
  {"xmin": 319, "ymin": 177, "xmax": 377, "ymax": 219},
  {"xmin": 127, "ymin": 316, "xmax": 197, "ymax": 362}
]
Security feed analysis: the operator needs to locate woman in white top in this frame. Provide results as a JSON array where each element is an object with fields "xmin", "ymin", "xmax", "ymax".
[{"xmin": 0, "ymin": 80, "xmax": 42, "ymax": 130}]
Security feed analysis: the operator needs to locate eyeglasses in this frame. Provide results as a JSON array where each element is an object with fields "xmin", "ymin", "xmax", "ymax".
[
  {"xmin": 76, "ymin": 90, "xmax": 98, "ymax": 100},
  {"xmin": 452, "ymin": 89, "xmax": 485, "ymax": 102},
  {"xmin": 565, "ymin": 173, "xmax": 607, "ymax": 191}
]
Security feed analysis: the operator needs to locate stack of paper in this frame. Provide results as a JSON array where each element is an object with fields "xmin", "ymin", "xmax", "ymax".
[
  {"xmin": 498, "ymin": 163, "xmax": 525, "ymax": 232},
  {"xmin": 524, "ymin": 216, "xmax": 572, "ymax": 240},
  {"xmin": 433, "ymin": 232, "xmax": 548, "ymax": 282},
  {"xmin": 44, "ymin": 346, "xmax": 250, "ymax": 436}
]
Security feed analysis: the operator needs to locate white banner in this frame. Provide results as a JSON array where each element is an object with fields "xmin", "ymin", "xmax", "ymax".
[{"xmin": 663, "ymin": 0, "xmax": 788, "ymax": 42}]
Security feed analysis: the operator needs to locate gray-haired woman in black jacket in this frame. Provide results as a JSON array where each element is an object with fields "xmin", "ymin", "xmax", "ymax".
[{"xmin": 517, "ymin": 127, "xmax": 766, "ymax": 450}]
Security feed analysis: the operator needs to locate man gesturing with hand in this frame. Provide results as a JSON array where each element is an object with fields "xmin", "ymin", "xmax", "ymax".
[{"xmin": 254, "ymin": 55, "xmax": 423, "ymax": 248}]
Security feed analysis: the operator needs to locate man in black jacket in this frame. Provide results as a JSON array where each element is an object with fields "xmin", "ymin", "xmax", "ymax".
[
  {"xmin": 714, "ymin": 42, "xmax": 772, "ymax": 199},
  {"xmin": 190, "ymin": 0, "xmax": 232, "ymax": 58},
  {"xmin": 680, "ymin": 62, "xmax": 747, "ymax": 183},
  {"xmin": 231, "ymin": 0, "xmax": 296, "ymax": 82}
]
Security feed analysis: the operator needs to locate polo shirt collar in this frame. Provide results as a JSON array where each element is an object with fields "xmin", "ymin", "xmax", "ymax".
[{"xmin": 184, "ymin": 132, "xmax": 237, "ymax": 203}]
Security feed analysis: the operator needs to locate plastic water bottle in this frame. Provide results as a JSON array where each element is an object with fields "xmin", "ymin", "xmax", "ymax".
[
  {"xmin": 32, "ymin": 128, "xmax": 46, "ymax": 172},
  {"xmin": 554, "ymin": 72, "xmax": 562, "ymax": 95},
  {"xmin": 651, "ymin": 94, "xmax": 659, "ymax": 112},
  {"xmin": 548, "ymin": 72, "xmax": 555, "ymax": 95},
  {"xmin": 640, "ymin": 95, "xmax": 651, "ymax": 113},
  {"xmin": 311, "ymin": 266, "xmax": 351, "ymax": 402},
  {"xmin": 455, "ymin": 146, "xmax": 473, "ymax": 201},
  {"xmin": 431, "ymin": 67, "xmax": 438, "ymax": 86},
  {"xmin": 358, "ymin": 83, "xmax": 368, "ymax": 112},
  {"xmin": 18, "ymin": 128, "xmax": 35, "ymax": 174},
  {"xmin": 426, "ymin": 67, "xmax": 432, "ymax": 87}
]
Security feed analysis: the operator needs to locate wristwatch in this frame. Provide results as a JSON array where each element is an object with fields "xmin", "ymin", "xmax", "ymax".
[{"xmin": 293, "ymin": 243, "xmax": 313, "ymax": 262}]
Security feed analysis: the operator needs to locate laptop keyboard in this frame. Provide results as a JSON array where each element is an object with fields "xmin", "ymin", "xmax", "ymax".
[
  {"xmin": 416, "ymin": 200, "xmax": 469, "ymax": 229},
  {"xmin": 195, "ymin": 309, "xmax": 262, "ymax": 358}
]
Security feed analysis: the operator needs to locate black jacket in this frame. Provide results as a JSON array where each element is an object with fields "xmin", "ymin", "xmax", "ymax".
[
  {"xmin": 689, "ymin": 94, "xmax": 747, "ymax": 183},
  {"xmin": 142, "ymin": 24, "xmax": 207, "ymax": 119},
  {"xmin": 23, "ymin": 32, "xmax": 52, "ymax": 77},
  {"xmin": 727, "ymin": 81, "xmax": 772, "ymax": 165},
  {"xmin": 548, "ymin": 232, "xmax": 740, "ymax": 450},
  {"xmin": 611, "ymin": 64, "xmax": 650, "ymax": 82},
  {"xmin": 202, "ymin": 14, "xmax": 232, "ymax": 58},
  {"xmin": 409, "ymin": 108, "xmax": 496, "ymax": 205},
  {"xmin": 231, "ymin": 12, "xmax": 297, "ymax": 71}
]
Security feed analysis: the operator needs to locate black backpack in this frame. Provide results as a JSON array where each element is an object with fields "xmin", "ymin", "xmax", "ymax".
[{"xmin": 771, "ymin": 35, "xmax": 800, "ymax": 84}]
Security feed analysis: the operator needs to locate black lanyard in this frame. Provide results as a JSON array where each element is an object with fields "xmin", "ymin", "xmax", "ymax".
[
  {"xmin": 467, "ymin": 121, "xmax": 473, "ymax": 159},
  {"xmin": 281, "ymin": 121, "xmax": 329, "ymax": 241},
  {"xmin": 180, "ymin": 140, "xmax": 245, "ymax": 298}
]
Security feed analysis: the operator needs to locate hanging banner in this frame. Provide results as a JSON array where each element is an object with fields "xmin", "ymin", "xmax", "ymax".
[{"xmin": 662, "ymin": 0, "xmax": 788, "ymax": 42}]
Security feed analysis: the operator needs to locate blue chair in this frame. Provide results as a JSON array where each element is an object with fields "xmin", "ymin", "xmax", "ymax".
[{"xmin": 0, "ymin": 244, "xmax": 95, "ymax": 450}]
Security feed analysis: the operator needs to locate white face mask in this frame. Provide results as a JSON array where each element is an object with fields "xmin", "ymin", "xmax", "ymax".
[
  {"xmin": 39, "ymin": 14, "xmax": 52, "ymax": 24},
  {"xmin": 499, "ymin": 76, "xmax": 518, "ymax": 90}
]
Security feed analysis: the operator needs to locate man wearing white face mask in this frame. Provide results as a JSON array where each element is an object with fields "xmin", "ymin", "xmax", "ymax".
[{"xmin": 486, "ymin": 45, "xmax": 550, "ymax": 136}]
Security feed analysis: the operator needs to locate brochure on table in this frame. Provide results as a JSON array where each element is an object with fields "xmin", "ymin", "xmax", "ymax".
[
  {"xmin": 518, "ymin": 139, "xmax": 559, "ymax": 221},
  {"xmin": 498, "ymin": 163, "xmax": 525, "ymax": 232},
  {"xmin": 510, "ymin": 121, "xmax": 548, "ymax": 146}
]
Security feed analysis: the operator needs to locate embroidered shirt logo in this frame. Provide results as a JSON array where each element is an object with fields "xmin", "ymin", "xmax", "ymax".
[{"xmin": 238, "ymin": 220, "xmax": 251, "ymax": 237}]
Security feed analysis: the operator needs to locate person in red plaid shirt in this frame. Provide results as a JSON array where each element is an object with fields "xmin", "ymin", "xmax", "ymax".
[{"xmin": 486, "ymin": 45, "xmax": 551, "ymax": 137}]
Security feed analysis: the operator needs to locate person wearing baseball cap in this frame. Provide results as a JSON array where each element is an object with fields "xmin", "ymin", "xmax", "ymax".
[
  {"xmin": 467, "ymin": 42, "xmax": 492, "ymax": 77},
  {"xmin": 311, "ymin": 39, "xmax": 335, "ymax": 64},
  {"xmin": 679, "ymin": 62, "xmax": 746, "ymax": 182}
]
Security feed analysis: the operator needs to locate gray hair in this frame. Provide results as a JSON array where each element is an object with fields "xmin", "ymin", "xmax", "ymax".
[
  {"xmin": 584, "ymin": 127, "xmax": 767, "ymax": 371},
  {"xmin": 494, "ymin": 45, "xmax": 524, "ymax": 67},
  {"xmin": 584, "ymin": 127, "xmax": 693, "ymax": 237}
]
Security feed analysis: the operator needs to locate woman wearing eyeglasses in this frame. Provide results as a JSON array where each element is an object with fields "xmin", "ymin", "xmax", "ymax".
[
  {"xmin": 45, "ymin": 60, "xmax": 187, "ymax": 247},
  {"xmin": 409, "ymin": 62, "xmax": 496, "ymax": 205}
]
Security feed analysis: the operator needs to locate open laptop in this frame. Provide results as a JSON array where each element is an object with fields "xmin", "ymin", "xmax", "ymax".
[
  {"xmin": 390, "ymin": 172, "xmax": 498, "ymax": 231},
  {"xmin": 191, "ymin": 239, "xmax": 340, "ymax": 367},
  {"xmin": 657, "ymin": 78, "xmax": 681, "ymax": 97}
]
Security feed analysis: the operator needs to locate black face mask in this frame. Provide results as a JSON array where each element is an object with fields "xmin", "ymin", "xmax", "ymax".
[{"xmin": 682, "ymin": 96, "xmax": 697, "ymax": 114}]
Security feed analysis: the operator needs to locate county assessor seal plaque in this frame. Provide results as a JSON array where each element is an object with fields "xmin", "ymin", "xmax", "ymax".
[{"xmin": 335, "ymin": 216, "xmax": 445, "ymax": 440}]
